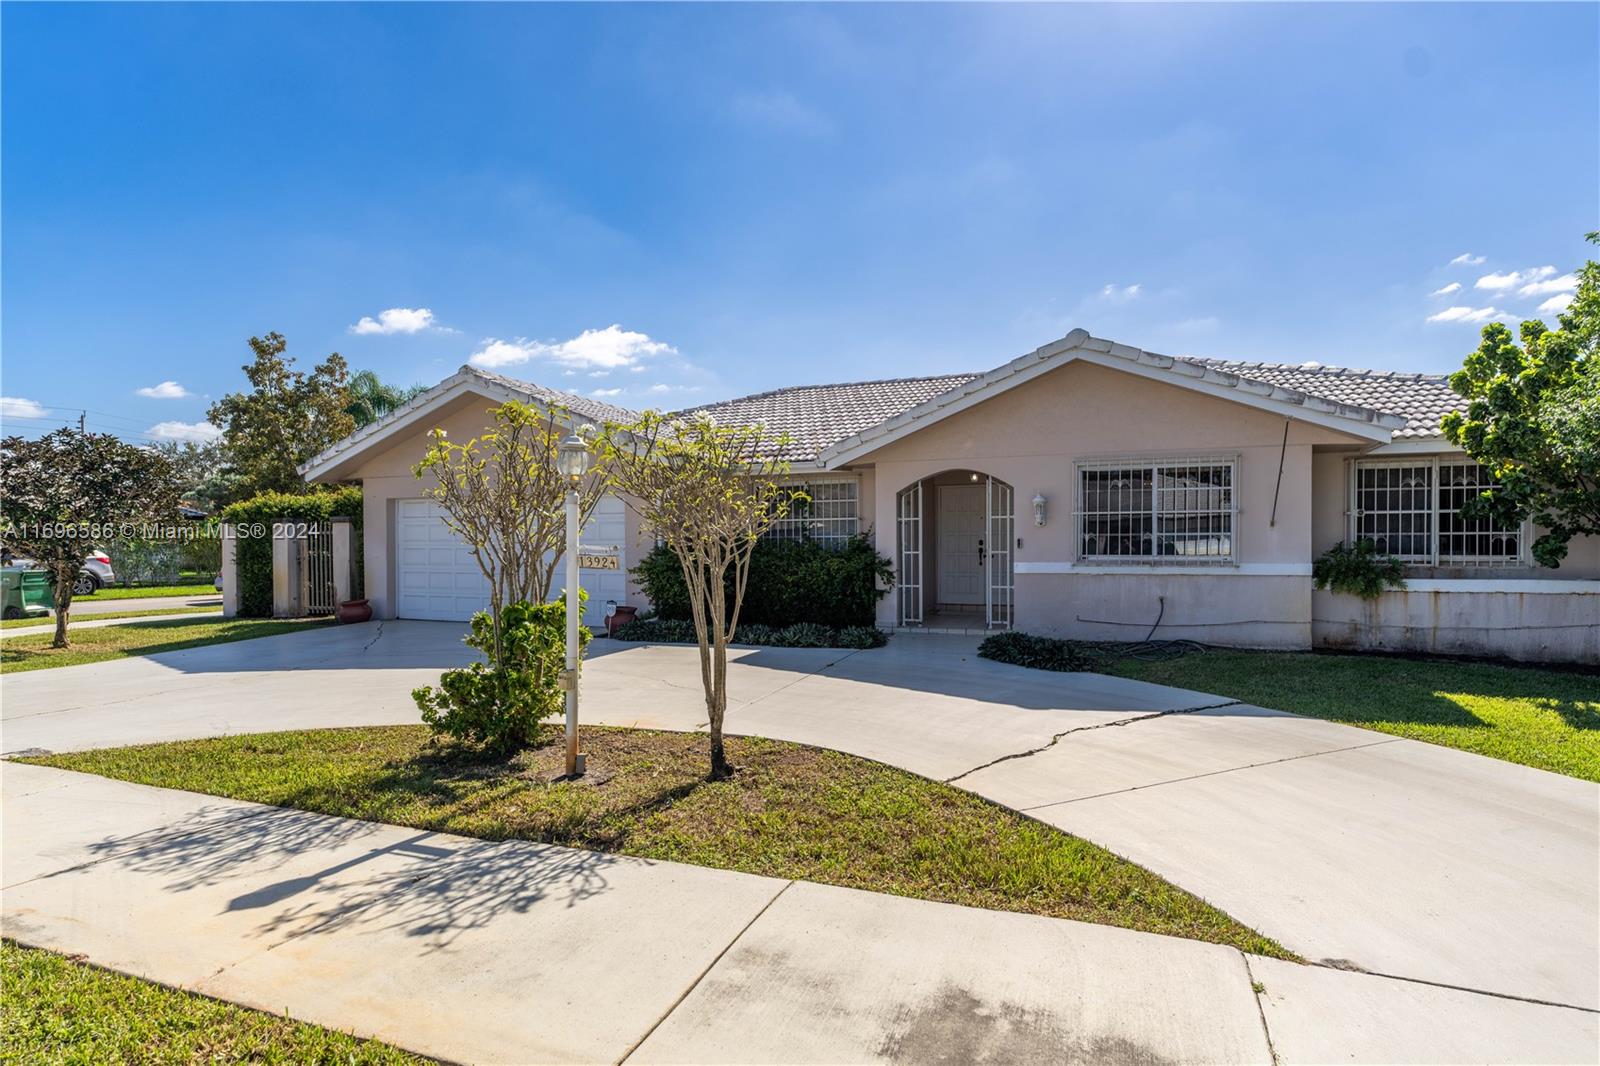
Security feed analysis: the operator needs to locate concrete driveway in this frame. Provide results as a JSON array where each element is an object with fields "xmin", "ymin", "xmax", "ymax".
[{"xmin": 3, "ymin": 620, "xmax": 1596, "ymax": 1014}]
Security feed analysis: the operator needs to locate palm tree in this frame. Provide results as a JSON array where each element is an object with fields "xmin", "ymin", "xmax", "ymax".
[{"xmin": 345, "ymin": 370, "xmax": 427, "ymax": 428}]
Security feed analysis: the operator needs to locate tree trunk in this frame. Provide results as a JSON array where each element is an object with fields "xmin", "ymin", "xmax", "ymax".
[
  {"xmin": 51, "ymin": 563, "xmax": 73, "ymax": 649},
  {"xmin": 707, "ymin": 633, "xmax": 731, "ymax": 780}
]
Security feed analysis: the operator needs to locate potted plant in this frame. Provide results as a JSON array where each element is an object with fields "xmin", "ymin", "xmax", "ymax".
[{"xmin": 336, "ymin": 598, "xmax": 373, "ymax": 624}]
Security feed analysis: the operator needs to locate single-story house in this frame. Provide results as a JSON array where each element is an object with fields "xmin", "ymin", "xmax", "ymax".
[{"xmin": 298, "ymin": 328, "xmax": 1598, "ymax": 662}]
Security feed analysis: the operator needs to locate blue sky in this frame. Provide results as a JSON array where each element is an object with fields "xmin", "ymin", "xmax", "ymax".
[{"xmin": 2, "ymin": 3, "xmax": 1595, "ymax": 444}]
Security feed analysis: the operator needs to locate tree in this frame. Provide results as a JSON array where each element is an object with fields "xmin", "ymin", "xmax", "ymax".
[
  {"xmin": 346, "ymin": 370, "xmax": 428, "ymax": 429},
  {"xmin": 413, "ymin": 400, "xmax": 607, "ymax": 655},
  {"xmin": 1, "ymin": 429, "xmax": 180, "ymax": 647},
  {"xmin": 207, "ymin": 332, "xmax": 355, "ymax": 498},
  {"xmin": 1442, "ymin": 236, "xmax": 1600, "ymax": 567},
  {"xmin": 600, "ymin": 412, "xmax": 799, "ymax": 780},
  {"xmin": 151, "ymin": 439, "xmax": 238, "ymax": 513}
]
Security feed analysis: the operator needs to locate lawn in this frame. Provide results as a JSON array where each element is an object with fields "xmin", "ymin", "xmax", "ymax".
[
  {"xmin": 0, "ymin": 617, "xmax": 329, "ymax": 673},
  {"xmin": 30, "ymin": 725, "xmax": 1291, "ymax": 958},
  {"xmin": 1, "ymin": 940, "xmax": 424, "ymax": 1065},
  {"xmin": 92, "ymin": 583, "xmax": 218, "ymax": 600},
  {"xmin": 1, "ymin": 607, "xmax": 221, "ymax": 630},
  {"xmin": 1103, "ymin": 650, "xmax": 1600, "ymax": 781}
]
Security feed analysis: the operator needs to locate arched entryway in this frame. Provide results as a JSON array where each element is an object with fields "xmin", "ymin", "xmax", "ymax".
[{"xmin": 895, "ymin": 471, "xmax": 1013, "ymax": 629}]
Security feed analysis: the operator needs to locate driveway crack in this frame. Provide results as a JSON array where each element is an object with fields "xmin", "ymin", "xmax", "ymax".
[{"xmin": 943, "ymin": 699, "xmax": 1242, "ymax": 784}]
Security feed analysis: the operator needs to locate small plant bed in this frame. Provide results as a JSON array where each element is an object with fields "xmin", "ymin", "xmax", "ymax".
[
  {"xmin": 1, "ymin": 940, "xmax": 425, "ymax": 1064},
  {"xmin": 92, "ymin": 583, "xmax": 220, "ymax": 600},
  {"xmin": 0, "ymin": 606, "xmax": 221, "ymax": 630},
  {"xmin": 613, "ymin": 617, "xmax": 887, "ymax": 649},
  {"xmin": 0, "ymin": 616, "xmax": 329, "ymax": 673},
  {"xmin": 28, "ymin": 725, "xmax": 1289, "ymax": 958}
]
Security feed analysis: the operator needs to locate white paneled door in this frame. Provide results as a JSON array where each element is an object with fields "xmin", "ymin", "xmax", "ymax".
[
  {"xmin": 936, "ymin": 483, "xmax": 986, "ymax": 605},
  {"xmin": 394, "ymin": 497, "xmax": 626, "ymax": 627}
]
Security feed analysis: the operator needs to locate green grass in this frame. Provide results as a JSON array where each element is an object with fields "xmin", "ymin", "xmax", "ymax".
[
  {"xmin": 0, "ymin": 616, "xmax": 328, "ymax": 673},
  {"xmin": 1102, "ymin": 650, "xmax": 1600, "ymax": 781},
  {"xmin": 29, "ymin": 725, "xmax": 1291, "ymax": 958},
  {"xmin": 1, "ymin": 940, "xmax": 424, "ymax": 1065},
  {"xmin": 93, "ymin": 583, "xmax": 218, "ymax": 600},
  {"xmin": 1, "ymin": 607, "xmax": 221, "ymax": 630}
]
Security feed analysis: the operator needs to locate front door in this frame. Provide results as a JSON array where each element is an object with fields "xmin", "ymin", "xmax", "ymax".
[{"xmin": 937, "ymin": 483, "xmax": 985, "ymax": 605}]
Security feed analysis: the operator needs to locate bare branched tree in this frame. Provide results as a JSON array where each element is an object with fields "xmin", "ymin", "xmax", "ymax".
[
  {"xmin": 600, "ymin": 411, "xmax": 800, "ymax": 780},
  {"xmin": 414, "ymin": 401, "xmax": 606, "ymax": 652}
]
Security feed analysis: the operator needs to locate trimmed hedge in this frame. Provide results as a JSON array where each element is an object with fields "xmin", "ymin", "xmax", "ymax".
[
  {"xmin": 631, "ymin": 535, "xmax": 894, "ymax": 629},
  {"xmin": 222, "ymin": 488, "xmax": 363, "ymax": 617},
  {"xmin": 612, "ymin": 617, "xmax": 888, "ymax": 650},
  {"xmin": 977, "ymin": 631, "xmax": 1092, "ymax": 672}
]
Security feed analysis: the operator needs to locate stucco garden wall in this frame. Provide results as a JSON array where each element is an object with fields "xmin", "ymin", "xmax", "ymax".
[{"xmin": 1313, "ymin": 585, "xmax": 1599, "ymax": 664}]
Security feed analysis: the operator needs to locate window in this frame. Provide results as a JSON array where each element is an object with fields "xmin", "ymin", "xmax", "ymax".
[
  {"xmin": 1078, "ymin": 458, "xmax": 1235, "ymax": 561},
  {"xmin": 1352, "ymin": 458, "xmax": 1521, "ymax": 566},
  {"xmin": 764, "ymin": 478, "xmax": 860, "ymax": 546}
]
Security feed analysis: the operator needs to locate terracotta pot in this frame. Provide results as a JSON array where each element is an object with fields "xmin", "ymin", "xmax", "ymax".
[
  {"xmin": 606, "ymin": 604, "xmax": 639, "ymax": 636},
  {"xmin": 336, "ymin": 598, "xmax": 373, "ymax": 624}
]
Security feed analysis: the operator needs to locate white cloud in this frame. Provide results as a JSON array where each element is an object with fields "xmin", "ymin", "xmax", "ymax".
[
  {"xmin": 136, "ymin": 380, "xmax": 191, "ymax": 399},
  {"xmin": 1099, "ymin": 283, "xmax": 1142, "ymax": 302},
  {"xmin": 1, "ymin": 396, "xmax": 46, "ymax": 419},
  {"xmin": 646, "ymin": 383, "xmax": 701, "ymax": 394},
  {"xmin": 1430, "ymin": 282, "xmax": 1461, "ymax": 296},
  {"xmin": 146, "ymin": 420, "xmax": 222, "ymax": 443},
  {"xmin": 728, "ymin": 91, "xmax": 833, "ymax": 136},
  {"xmin": 1426, "ymin": 305, "xmax": 1510, "ymax": 324},
  {"xmin": 349, "ymin": 307, "xmax": 437, "ymax": 335},
  {"xmin": 1519, "ymin": 273, "xmax": 1577, "ymax": 298},
  {"xmin": 1538, "ymin": 293, "xmax": 1574, "ymax": 314},
  {"xmin": 1449, "ymin": 253, "xmax": 1486, "ymax": 266},
  {"xmin": 591, "ymin": 387, "xmax": 623, "ymax": 397},
  {"xmin": 1474, "ymin": 271, "xmax": 1523, "ymax": 292},
  {"xmin": 468, "ymin": 325, "xmax": 676, "ymax": 371}
]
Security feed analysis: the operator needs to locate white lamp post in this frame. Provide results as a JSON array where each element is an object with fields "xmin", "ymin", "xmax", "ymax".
[{"xmin": 556, "ymin": 434, "xmax": 591, "ymax": 777}]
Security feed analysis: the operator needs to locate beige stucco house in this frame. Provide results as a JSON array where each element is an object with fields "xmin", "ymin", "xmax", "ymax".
[{"xmin": 300, "ymin": 328, "xmax": 1598, "ymax": 662}]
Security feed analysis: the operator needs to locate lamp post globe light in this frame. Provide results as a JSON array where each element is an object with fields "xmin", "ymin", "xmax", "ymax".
[{"xmin": 558, "ymin": 434, "xmax": 591, "ymax": 777}]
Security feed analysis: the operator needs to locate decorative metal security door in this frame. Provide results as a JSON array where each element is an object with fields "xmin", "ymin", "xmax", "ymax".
[
  {"xmin": 986, "ymin": 478, "xmax": 1014, "ymax": 629},
  {"xmin": 896, "ymin": 483, "xmax": 922, "ymax": 625},
  {"xmin": 302, "ymin": 523, "xmax": 335, "ymax": 616}
]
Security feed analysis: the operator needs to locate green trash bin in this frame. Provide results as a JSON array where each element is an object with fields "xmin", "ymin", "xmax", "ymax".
[{"xmin": 2, "ymin": 567, "xmax": 52, "ymax": 621}]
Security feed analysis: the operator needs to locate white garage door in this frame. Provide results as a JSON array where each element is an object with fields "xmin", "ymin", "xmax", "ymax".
[{"xmin": 395, "ymin": 496, "xmax": 628, "ymax": 627}]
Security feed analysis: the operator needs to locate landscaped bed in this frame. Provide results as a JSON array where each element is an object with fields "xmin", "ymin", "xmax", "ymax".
[
  {"xmin": 27, "ymin": 725, "xmax": 1291, "ymax": 958},
  {"xmin": 0, "ymin": 616, "xmax": 329, "ymax": 673},
  {"xmin": 1, "ymin": 940, "xmax": 423, "ymax": 1065},
  {"xmin": 979, "ymin": 633, "xmax": 1599, "ymax": 782}
]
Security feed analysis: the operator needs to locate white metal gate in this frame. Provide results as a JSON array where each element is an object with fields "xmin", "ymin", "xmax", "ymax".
[
  {"xmin": 896, "ymin": 482, "xmax": 922, "ymax": 625},
  {"xmin": 302, "ymin": 522, "xmax": 335, "ymax": 616},
  {"xmin": 986, "ymin": 478, "xmax": 1014, "ymax": 629}
]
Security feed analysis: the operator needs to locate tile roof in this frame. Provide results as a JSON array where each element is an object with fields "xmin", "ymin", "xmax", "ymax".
[
  {"xmin": 674, "ymin": 374, "xmax": 982, "ymax": 461},
  {"xmin": 677, "ymin": 353, "xmax": 1462, "ymax": 463},
  {"xmin": 1176, "ymin": 358, "xmax": 1463, "ymax": 439},
  {"xmin": 469, "ymin": 366, "xmax": 641, "ymax": 425}
]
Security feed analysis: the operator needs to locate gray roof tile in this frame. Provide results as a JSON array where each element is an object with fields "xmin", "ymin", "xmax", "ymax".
[
  {"xmin": 1176, "ymin": 358, "xmax": 1463, "ymax": 439},
  {"xmin": 469, "ymin": 366, "xmax": 641, "ymax": 425}
]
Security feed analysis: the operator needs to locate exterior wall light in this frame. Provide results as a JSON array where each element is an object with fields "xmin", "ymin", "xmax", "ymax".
[{"xmin": 1032, "ymin": 493, "xmax": 1047, "ymax": 527}]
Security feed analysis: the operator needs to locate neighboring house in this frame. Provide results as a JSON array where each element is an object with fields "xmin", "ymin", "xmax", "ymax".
[{"xmin": 299, "ymin": 329, "xmax": 1598, "ymax": 662}]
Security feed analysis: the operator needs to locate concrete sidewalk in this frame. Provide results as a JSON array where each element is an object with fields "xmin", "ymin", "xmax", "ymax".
[{"xmin": 3, "ymin": 763, "xmax": 1595, "ymax": 1064}]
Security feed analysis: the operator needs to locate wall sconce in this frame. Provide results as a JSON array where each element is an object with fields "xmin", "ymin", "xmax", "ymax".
[{"xmin": 1032, "ymin": 493, "xmax": 1047, "ymax": 527}]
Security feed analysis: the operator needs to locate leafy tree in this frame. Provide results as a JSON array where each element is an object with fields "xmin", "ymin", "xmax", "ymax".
[
  {"xmin": 206, "ymin": 333, "xmax": 355, "ymax": 499},
  {"xmin": 600, "ymin": 412, "xmax": 800, "ymax": 780},
  {"xmin": 150, "ymin": 439, "xmax": 238, "ymax": 513},
  {"xmin": 413, "ymin": 400, "xmax": 607, "ymax": 657},
  {"xmin": 346, "ymin": 369, "xmax": 428, "ymax": 429},
  {"xmin": 1442, "ymin": 237, "xmax": 1600, "ymax": 567},
  {"xmin": 0, "ymin": 429, "xmax": 180, "ymax": 647}
]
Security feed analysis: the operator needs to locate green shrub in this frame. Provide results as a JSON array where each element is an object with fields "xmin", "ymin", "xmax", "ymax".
[
  {"xmin": 612, "ymin": 616, "xmax": 888, "ymax": 650},
  {"xmin": 412, "ymin": 597, "xmax": 583, "ymax": 754},
  {"xmin": 631, "ymin": 535, "xmax": 894, "ymax": 629},
  {"xmin": 778, "ymin": 622, "xmax": 832, "ymax": 648},
  {"xmin": 221, "ymin": 488, "xmax": 363, "ymax": 617},
  {"xmin": 835, "ymin": 625, "xmax": 889, "ymax": 649},
  {"xmin": 978, "ymin": 631, "xmax": 1091, "ymax": 672},
  {"xmin": 1313, "ymin": 539, "xmax": 1407, "ymax": 600}
]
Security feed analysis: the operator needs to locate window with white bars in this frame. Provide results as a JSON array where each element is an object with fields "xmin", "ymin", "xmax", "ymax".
[
  {"xmin": 1352, "ymin": 458, "xmax": 1522, "ymax": 566},
  {"xmin": 1078, "ymin": 459, "xmax": 1235, "ymax": 561},
  {"xmin": 764, "ymin": 478, "xmax": 860, "ymax": 546}
]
